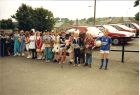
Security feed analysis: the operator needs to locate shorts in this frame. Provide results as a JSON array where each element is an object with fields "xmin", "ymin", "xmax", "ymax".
[{"xmin": 100, "ymin": 50, "xmax": 110, "ymax": 53}]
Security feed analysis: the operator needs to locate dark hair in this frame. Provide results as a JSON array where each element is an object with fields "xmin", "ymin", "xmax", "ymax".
[{"xmin": 30, "ymin": 31, "xmax": 33, "ymax": 35}]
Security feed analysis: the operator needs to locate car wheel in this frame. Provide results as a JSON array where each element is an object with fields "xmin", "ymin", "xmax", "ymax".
[{"xmin": 112, "ymin": 38, "xmax": 120, "ymax": 45}]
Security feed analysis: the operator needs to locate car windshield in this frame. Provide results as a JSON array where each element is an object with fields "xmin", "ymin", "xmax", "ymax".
[
  {"xmin": 66, "ymin": 28, "xmax": 76, "ymax": 34},
  {"xmin": 87, "ymin": 27, "xmax": 103, "ymax": 35},
  {"xmin": 103, "ymin": 25, "xmax": 118, "ymax": 32},
  {"xmin": 118, "ymin": 25, "xmax": 132, "ymax": 30}
]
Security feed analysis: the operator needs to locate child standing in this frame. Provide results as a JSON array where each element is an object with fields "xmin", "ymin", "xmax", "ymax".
[
  {"xmin": 97, "ymin": 29, "xmax": 112, "ymax": 70},
  {"xmin": 84, "ymin": 33, "xmax": 95, "ymax": 68},
  {"xmin": 72, "ymin": 31, "xmax": 80, "ymax": 66}
]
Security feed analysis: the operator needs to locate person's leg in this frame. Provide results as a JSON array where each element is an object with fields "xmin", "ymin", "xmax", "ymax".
[
  {"xmin": 31, "ymin": 49, "xmax": 34, "ymax": 59},
  {"xmin": 99, "ymin": 51, "xmax": 105, "ymax": 69},
  {"xmin": 77, "ymin": 48, "xmax": 81, "ymax": 66},
  {"xmin": 18, "ymin": 42, "xmax": 21, "ymax": 56},
  {"xmin": 74, "ymin": 49, "xmax": 77, "ymax": 66},
  {"xmin": 14, "ymin": 42, "xmax": 17, "ymax": 56},
  {"xmin": 88, "ymin": 54, "xmax": 92, "ymax": 68},
  {"xmin": 45, "ymin": 48, "xmax": 48, "ymax": 61},
  {"xmin": 48, "ymin": 47, "xmax": 52, "ymax": 61},
  {"xmin": 104, "ymin": 53, "xmax": 109, "ymax": 70},
  {"xmin": 84, "ymin": 53, "xmax": 88, "ymax": 66}
]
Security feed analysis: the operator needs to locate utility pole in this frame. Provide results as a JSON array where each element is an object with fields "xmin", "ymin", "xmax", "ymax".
[{"xmin": 93, "ymin": 0, "xmax": 96, "ymax": 26}]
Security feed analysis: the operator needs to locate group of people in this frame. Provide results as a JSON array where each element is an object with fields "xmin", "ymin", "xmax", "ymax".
[{"xmin": 0, "ymin": 28, "xmax": 112, "ymax": 70}]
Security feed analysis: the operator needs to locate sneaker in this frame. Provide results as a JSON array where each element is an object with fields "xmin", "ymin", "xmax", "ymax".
[
  {"xmin": 78, "ymin": 64, "xmax": 81, "ymax": 66},
  {"xmin": 99, "ymin": 66, "xmax": 103, "ymax": 69},
  {"xmin": 37, "ymin": 56, "xmax": 42, "ymax": 60},
  {"xmin": 84, "ymin": 63, "xmax": 88, "ymax": 66},
  {"xmin": 18, "ymin": 53, "xmax": 21, "ymax": 56},
  {"xmin": 22, "ymin": 53, "xmax": 25, "ymax": 56},
  {"xmin": 45, "ymin": 60, "xmax": 49, "ymax": 63},
  {"xmin": 13, "ymin": 54, "xmax": 17, "ymax": 56},
  {"xmin": 59, "ymin": 62, "xmax": 61, "ymax": 64},
  {"xmin": 27, "ymin": 55, "xmax": 31, "ymax": 59},
  {"xmin": 73, "ymin": 64, "xmax": 76, "ymax": 67}
]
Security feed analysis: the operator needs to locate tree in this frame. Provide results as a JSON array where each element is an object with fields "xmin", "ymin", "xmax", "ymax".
[
  {"xmin": 134, "ymin": 0, "xmax": 139, "ymax": 21},
  {"xmin": 12, "ymin": 4, "xmax": 34, "ymax": 31},
  {"xmin": 33, "ymin": 7, "xmax": 55, "ymax": 31},
  {"xmin": 0, "ymin": 19, "xmax": 15, "ymax": 29},
  {"xmin": 134, "ymin": 0, "xmax": 139, "ymax": 7},
  {"xmin": 135, "ymin": 12, "xmax": 139, "ymax": 21},
  {"xmin": 12, "ymin": 3, "xmax": 55, "ymax": 31}
]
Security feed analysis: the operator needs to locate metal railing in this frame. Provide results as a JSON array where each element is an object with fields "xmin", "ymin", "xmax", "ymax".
[{"xmin": 110, "ymin": 37, "xmax": 139, "ymax": 63}]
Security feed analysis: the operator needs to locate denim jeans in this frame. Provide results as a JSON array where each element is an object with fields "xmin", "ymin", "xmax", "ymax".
[
  {"xmin": 86, "ymin": 53, "xmax": 92, "ymax": 64},
  {"xmin": 74, "ymin": 48, "xmax": 80, "ymax": 64}
]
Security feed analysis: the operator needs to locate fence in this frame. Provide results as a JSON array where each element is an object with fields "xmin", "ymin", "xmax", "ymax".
[{"xmin": 110, "ymin": 37, "xmax": 139, "ymax": 63}]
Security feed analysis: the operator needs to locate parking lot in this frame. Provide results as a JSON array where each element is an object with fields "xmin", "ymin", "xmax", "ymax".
[{"xmin": 0, "ymin": 38, "xmax": 139, "ymax": 95}]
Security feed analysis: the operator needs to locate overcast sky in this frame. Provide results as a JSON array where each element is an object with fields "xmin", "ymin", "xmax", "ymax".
[{"xmin": 0, "ymin": 0, "xmax": 139, "ymax": 20}]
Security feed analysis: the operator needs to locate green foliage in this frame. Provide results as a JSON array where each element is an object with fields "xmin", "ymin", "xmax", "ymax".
[
  {"xmin": 133, "ymin": 0, "xmax": 139, "ymax": 21},
  {"xmin": 12, "ymin": 3, "xmax": 55, "ymax": 32},
  {"xmin": 12, "ymin": 4, "xmax": 34, "ymax": 31},
  {"xmin": 135, "ymin": 12, "xmax": 139, "ymax": 21},
  {"xmin": 134, "ymin": 0, "xmax": 139, "ymax": 7},
  {"xmin": 33, "ymin": 7, "xmax": 55, "ymax": 31},
  {"xmin": 0, "ymin": 19, "xmax": 15, "ymax": 29}
]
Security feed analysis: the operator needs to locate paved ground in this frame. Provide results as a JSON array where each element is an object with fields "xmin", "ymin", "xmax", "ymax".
[{"xmin": 0, "ymin": 38, "xmax": 139, "ymax": 95}]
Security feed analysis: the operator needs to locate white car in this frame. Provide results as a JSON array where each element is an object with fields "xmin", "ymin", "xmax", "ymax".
[{"xmin": 86, "ymin": 27, "xmax": 104, "ymax": 38}]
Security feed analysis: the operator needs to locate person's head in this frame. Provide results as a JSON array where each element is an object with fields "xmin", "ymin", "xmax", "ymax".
[
  {"xmin": 25, "ymin": 31, "xmax": 29, "ymax": 37},
  {"xmin": 45, "ymin": 31, "xmax": 49, "ymax": 35},
  {"xmin": 36, "ymin": 31, "xmax": 41, "ymax": 36},
  {"xmin": 30, "ymin": 31, "xmax": 34, "ymax": 36},
  {"xmin": 103, "ymin": 28, "xmax": 109, "ymax": 36},
  {"xmin": 61, "ymin": 31, "xmax": 65, "ymax": 36},
  {"xmin": 74, "ymin": 30, "xmax": 79, "ymax": 38},
  {"xmin": 20, "ymin": 30, "xmax": 24, "ymax": 35},
  {"xmin": 51, "ymin": 31, "xmax": 54, "ymax": 35},
  {"xmin": 70, "ymin": 32, "xmax": 74, "ymax": 37},
  {"xmin": 86, "ymin": 32, "xmax": 90, "ymax": 38}
]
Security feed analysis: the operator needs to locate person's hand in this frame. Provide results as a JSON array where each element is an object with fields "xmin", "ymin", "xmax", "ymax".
[{"xmin": 86, "ymin": 45, "xmax": 89, "ymax": 48}]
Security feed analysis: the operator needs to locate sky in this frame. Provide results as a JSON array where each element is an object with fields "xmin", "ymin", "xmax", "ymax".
[{"xmin": 0, "ymin": 0, "xmax": 139, "ymax": 20}]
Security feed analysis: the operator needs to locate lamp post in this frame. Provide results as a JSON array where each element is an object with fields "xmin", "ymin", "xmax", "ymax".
[
  {"xmin": 88, "ymin": 0, "xmax": 96, "ymax": 26},
  {"xmin": 93, "ymin": 0, "xmax": 96, "ymax": 26}
]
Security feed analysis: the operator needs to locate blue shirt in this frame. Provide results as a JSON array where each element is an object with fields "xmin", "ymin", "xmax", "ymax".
[{"xmin": 98, "ymin": 36, "xmax": 112, "ymax": 51}]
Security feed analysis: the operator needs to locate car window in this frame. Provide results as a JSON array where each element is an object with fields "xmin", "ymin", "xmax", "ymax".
[
  {"xmin": 111, "ymin": 25, "xmax": 122, "ymax": 30},
  {"xmin": 103, "ymin": 25, "xmax": 118, "ymax": 32},
  {"xmin": 97, "ymin": 26, "xmax": 105, "ymax": 32},
  {"xmin": 87, "ymin": 27, "xmax": 102, "ymax": 35}
]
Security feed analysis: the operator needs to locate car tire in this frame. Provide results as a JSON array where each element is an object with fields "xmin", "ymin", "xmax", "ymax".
[{"xmin": 112, "ymin": 38, "xmax": 120, "ymax": 45}]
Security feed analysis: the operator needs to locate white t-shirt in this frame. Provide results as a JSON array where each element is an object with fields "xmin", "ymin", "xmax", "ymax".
[{"xmin": 29, "ymin": 35, "xmax": 36, "ymax": 49}]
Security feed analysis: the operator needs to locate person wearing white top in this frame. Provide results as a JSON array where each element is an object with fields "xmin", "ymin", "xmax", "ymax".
[
  {"xmin": 52, "ymin": 32, "xmax": 60, "ymax": 63},
  {"xmin": 28, "ymin": 31, "xmax": 36, "ymax": 59}
]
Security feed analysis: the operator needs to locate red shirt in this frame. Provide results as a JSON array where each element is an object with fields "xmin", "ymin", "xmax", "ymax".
[{"xmin": 36, "ymin": 36, "xmax": 43, "ymax": 49}]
